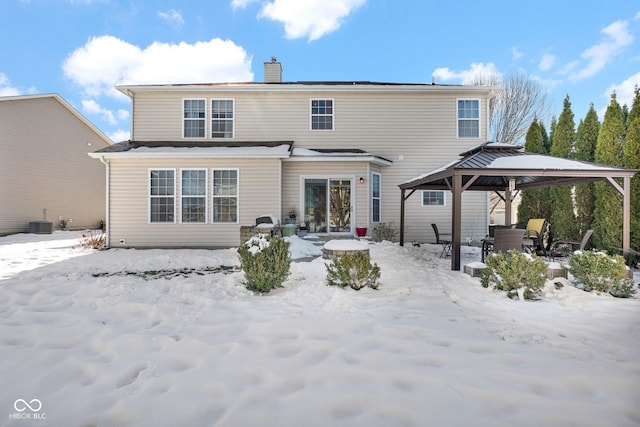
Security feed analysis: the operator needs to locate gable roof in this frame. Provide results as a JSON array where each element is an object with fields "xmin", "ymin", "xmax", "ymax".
[{"xmin": 0, "ymin": 93, "xmax": 112, "ymax": 146}]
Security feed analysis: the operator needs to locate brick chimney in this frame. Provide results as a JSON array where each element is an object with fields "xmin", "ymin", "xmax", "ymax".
[{"xmin": 264, "ymin": 57, "xmax": 282, "ymax": 83}]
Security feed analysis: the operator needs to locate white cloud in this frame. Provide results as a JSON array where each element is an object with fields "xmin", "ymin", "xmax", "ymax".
[
  {"xmin": 569, "ymin": 19, "xmax": 633, "ymax": 81},
  {"xmin": 511, "ymin": 46, "xmax": 523, "ymax": 60},
  {"xmin": 538, "ymin": 53, "xmax": 556, "ymax": 71},
  {"xmin": 107, "ymin": 129, "xmax": 130, "ymax": 143},
  {"xmin": 258, "ymin": 0, "xmax": 366, "ymax": 41},
  {"xmin": 63, "ymin": 35, "xmax": 254, "ymax": 98},
  {"xmin": 432, "ymin": 62, "xmax": 502, "ymax": 85},
  {"xmin": 158, "ymin": 9, "xmax": 184, "ymax": 27},
  {"xmin": 81, "ymin": 99, "xmax": 129, "ymax": 126},
  {"xmin": 231, "ymin": 0, "xmax": 259, "ymax": 9},
  {"xmin": 604, "ymin": 71, "xmax": 640, "ymax": 109},
  {"xmin": 634, "ymin": 11, "xmax": 640, "ymax": 20},
  {"xmin": 0, "ymin": 73, "xmax": 21, "ymax": 96}
]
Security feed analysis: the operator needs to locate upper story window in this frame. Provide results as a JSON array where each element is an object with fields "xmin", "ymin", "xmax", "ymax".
[
  {"xmin": 211, "ymin": 99, "xmax": 234, "ymax": 138},
  {"xmin": 183, "ymin": 99, "xmax": 205, "ymax": 138},
  {"xmin": 422, "ymin": 190, "xmax": 445, "ymax": 207},
  {"xmin": 457, "ymin": 99, "xmax": 479, "ymax": 138},
  {"xmin": 310, "ymin": 99, "xmax": 334, "ymax": 130},
  {"xmin": 149, "ymin": 169, "xmax": 176, "ymax": 223}
]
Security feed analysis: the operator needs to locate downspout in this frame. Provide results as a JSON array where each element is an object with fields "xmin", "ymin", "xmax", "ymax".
[{"xmin": 99, "ymin": 156, "xmax": 110, "ymax": 248}]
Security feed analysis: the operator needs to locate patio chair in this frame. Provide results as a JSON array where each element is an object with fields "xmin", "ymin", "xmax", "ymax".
[
  {"xmin": 431, "ymin": 223, "xmax": 452, "ymax": 258},
  {"xmin": 548, "ymin": 229, "xmax": 593, "ymax": 261},
  {"xmin": 523, "ymin": 218, "xmax": 550, "ymax": 256},
  {"xmin": 492, "ymin": 228, "xmax": 526, "ymax": 254},
  {"xmin": 481, "ymin": 225, "xmax": 513, "ymax": 261}
]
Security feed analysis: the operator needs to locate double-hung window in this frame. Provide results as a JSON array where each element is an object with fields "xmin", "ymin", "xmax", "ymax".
[
  {"xmin": 457, "ymin": 99, "xmax": 479, "ymax": 138},
  {"xmin": 371, "ymin": 172, "xmax": 381, "ymax": 223},
  {"xmin": 422, "ymin": 190, "xmax": 445, "ymax": 206},
  {"xmin": 211, "ymin": 99, "xmax": 234, "ymax": 138},
  {"xmin": 310, "ymin": 99, "xmax": 334, "ymax": 130},
  {"xmin": 212, "ymin": 169, "xmax": 238, "ymax": 223},
  {"xmin": 150, "ymin": 169, "xmax": 175, "ymax": 223},
  {"xmin": 181, "ymin": 169, "xmax": 207, "ymax": 223},
  {"xmin": 183, "ymin": 99, "xmax": 205, "ymax": 138}
]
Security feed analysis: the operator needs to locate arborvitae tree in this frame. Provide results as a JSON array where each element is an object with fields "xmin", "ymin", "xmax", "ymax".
[
  {"xmin": 593, "ymin": 92, "xmax": 626, "ymax": 251},
  {"xmin": 549, "ymin": 95, "xmax": 577, "ymax": 241},
  {"xmin": 541, "ymin": 123, "xmax": 551, "ymax": 154},
  {"xmin": 623, "ymin": 86, "xmax": 640, "ymax": 252},
  {"xmin": 574, "ymin": 105, "xmax": 600, "ymax": 238},
  {"xmin": 517, "ymin": 119, "xmax": 551, "ymax": 225},
  {"xmin": 549, "ymin": 116, "xmax": 557, "ymax": 150}
]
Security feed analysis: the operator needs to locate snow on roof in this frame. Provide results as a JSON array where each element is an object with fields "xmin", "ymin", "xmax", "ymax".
[{"xmin": 486, "ymin": 155, "xmax": 620, "ymax": 170}]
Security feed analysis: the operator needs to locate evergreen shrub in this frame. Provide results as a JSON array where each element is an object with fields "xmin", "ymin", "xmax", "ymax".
[
  {"xmin": 480, "ymin": 250, "xmax": 548, "ymax": 300},
  {"xmin": 326, "ymin": 252, "xmax": 380, "ymax": 290},
  {"xmin": 238, "ymin": 234, "xmax": 291, "ymax": 293},
  {"xmin": 371, "ymin": 222, "xmax": 397, "ymax": 242},
  {"xmin": 568, "ymin": 250, "xmax": 635, "ymax": 298}
]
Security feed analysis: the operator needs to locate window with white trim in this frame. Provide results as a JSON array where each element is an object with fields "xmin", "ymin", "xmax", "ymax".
[
  {"xmin": 371, "ymin": 172, "xmax": 381, "ymax": 223},
  {"xmin": 211, "ymin": 99, "xmax": 234, "ymax": 138},
  {"xmin": 150, "ymin": 169, "xmax": 175, "ymax": 223},
  {"xmin": 422, "ymin": 190, "xmax": 445, "ymax": 206},
  {"xmin": 212, "ymin": 169, "xmax": 238, "ymax": 223},
  {"xmin": 183, "ymin": 99, "xmax": 205, "ymax": 138},
  {"xmin": 310, "ymin": 99, "xmax": 333, "ymax": 130},
  {"xmin": 181, "ymin": 169, "xmax": 207, "ymax": 223},
  {"xmin": 457, "ymin": 99, "xmax": 479, "ymax": 138}
]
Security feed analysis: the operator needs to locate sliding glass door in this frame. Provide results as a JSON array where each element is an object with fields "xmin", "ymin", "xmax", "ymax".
[{"xmin": 304, "ymin": 178, "xmax": 352, "ymax": 234}]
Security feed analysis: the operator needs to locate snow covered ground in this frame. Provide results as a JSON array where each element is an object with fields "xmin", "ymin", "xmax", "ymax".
[{"xmin": 1, "ymin": 231, "xmax": 639, "ymax": 427}]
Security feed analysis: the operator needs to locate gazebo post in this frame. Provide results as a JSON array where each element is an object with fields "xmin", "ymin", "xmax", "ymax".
[
  {"xmin": 623, "ymin": 176, "xmax": 630, "ymax": 256},
  {"xmin": 399, "ymin": 189, "xmax": 406, "ymax": 246},
  {"xmin": 451, "ymin": 174, "xmax": 462, "ymax": 271}
]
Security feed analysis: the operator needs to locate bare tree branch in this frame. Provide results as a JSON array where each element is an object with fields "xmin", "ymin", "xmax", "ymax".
[{"xmin": 471, "ymin": 72, "xmax": 549, "ymax": 145}]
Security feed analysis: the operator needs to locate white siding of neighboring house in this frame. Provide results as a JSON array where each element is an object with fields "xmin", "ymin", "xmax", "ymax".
[
  {"xmin": 106, "ymin": 157, "xmax": 281, "ymax": 248},
  {"xmin": 122, "ymin": 84, "xmax": 492, "ymax": 244},
  {"xmin": 0, "ymin": 95, "xmax": 111, "ymax": 235}
]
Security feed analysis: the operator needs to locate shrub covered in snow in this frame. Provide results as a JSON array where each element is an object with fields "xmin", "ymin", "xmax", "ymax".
[
  {"xmin": 569, "ymin": 250, "xmax": 636, "ymax": 298},
  {"xmin": 480, "ymin": 249, "xmax": 548, "ymax": 300},
  {"xmin": 238, "ymin": 234, "xmax": 291, "ymax": 293},
  {"xmin": 371, "ymin": 221, "xmax": 397, "ymax": 242},
  {"xmin": 326, "ymin": 251, "xmax": 380, "ymax": 290},
  {"xmin": 78, "ymin": 230, "xmax": 105, "ymax": 250}
]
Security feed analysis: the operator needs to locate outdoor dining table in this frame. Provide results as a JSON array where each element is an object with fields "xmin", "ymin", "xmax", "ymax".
[{"xmin": 481, "ymin": 236, "xmax": 536, "ymax": 262}]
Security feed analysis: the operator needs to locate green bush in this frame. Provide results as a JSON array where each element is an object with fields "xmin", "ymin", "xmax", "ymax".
[
  {"xmin": 326, "ymin": 252, "xmax": 381, "ymax": 290},
  {"xmin": 568, "ymin": 250, "xmax": 636, "ymax": 298},
  {"xmin": 480, "ymin": 250, "xmax": 548, "ymax": 300},
  {"xmin": 238, "ymin": 234, "xmax": 291, "ymax": 293}
]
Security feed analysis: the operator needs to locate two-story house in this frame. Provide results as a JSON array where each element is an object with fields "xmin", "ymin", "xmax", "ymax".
[
  {"xmin": 1, "ymin": 94, "xmax": 112, "ymax": 235},
  {"xmin": 90, "ymin": 59, "xmax": 497, "ymax": 248}
]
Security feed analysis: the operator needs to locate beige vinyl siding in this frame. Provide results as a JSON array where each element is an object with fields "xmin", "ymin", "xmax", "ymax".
[
  {"xmin": 282, "ymin": 161, "xmax": 370, "ymax": 231},
  {"xmin": 108, "ymin": 157, "xmax": 281, "ymax": 248},
  {"xmin": 0, "ymin": 96, "xmax": 110, "ymax": 235},
  {"xmin": 127, "ymin": 85, "xmax": 492, "ymax": 243}
]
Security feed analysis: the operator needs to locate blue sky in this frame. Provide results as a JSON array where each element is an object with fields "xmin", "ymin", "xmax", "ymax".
[{"xmin": 2, "ymin": 0, "xmax": 639, "ymax": 142}]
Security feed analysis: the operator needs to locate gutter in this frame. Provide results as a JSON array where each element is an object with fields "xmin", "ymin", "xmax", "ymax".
[{"xmin": 98, "ymin": 156, "xmax": 110, "ymax": 248}]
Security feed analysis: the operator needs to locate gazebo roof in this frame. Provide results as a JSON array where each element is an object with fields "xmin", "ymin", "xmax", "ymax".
[{"xmin": 400, "ymin": 142, "xmax": 636, "ymax": 192}]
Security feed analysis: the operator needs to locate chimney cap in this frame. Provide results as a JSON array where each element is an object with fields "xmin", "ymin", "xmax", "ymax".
[{"xmin": 271, "ymin": 56, "xmax": 278, "ymax": 63}]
